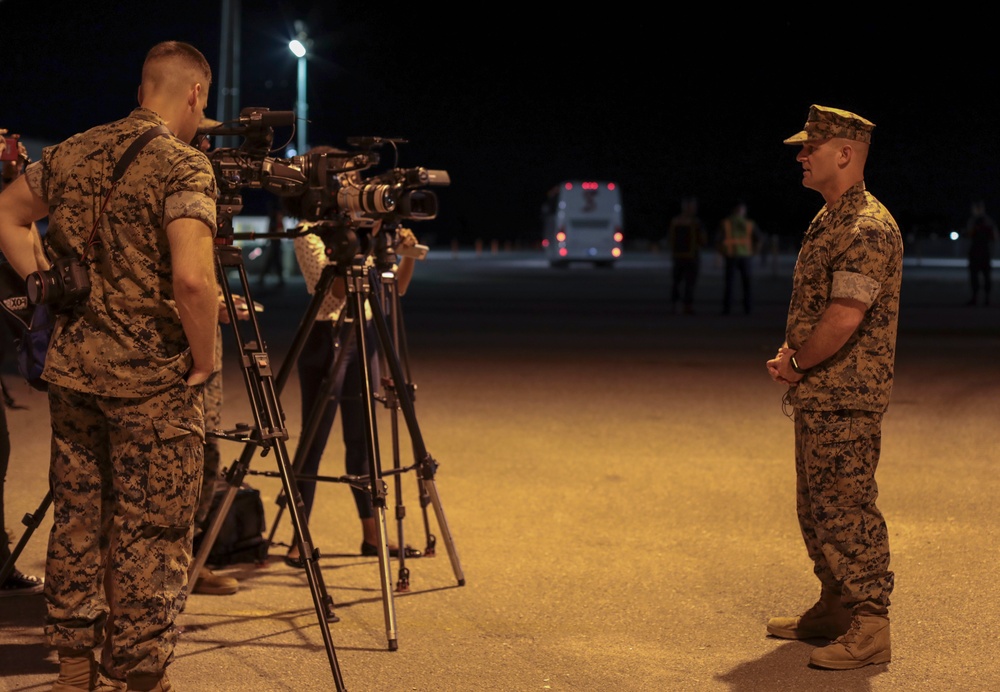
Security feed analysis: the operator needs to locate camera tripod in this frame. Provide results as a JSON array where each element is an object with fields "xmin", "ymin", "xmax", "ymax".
[
  {"xmin": 188, "ymin": 237, "xmax": 346, "ymax": 689},
  {"xmin": 260, "ymin": 232, "xmax": 464, "ymax": 650}
]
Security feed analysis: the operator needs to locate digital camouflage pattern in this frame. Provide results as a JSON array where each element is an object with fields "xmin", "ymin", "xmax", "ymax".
[
  {"xmin": 195, "ymin": 329, "xmax": 224, "ymax": 526},
  {"xmin": 24, "ymin": 107, "xmax": 217, "ymax": 397},
  {"xmin": 24, "ymin": 105, "xmax": 217, "ymax": 682},
  {"xmin": 783, "ymin": 179, "xmax": 900, "ymax": 617},
  {"xmin": 785, "ymin": 181, "xmax": 902, "ymax": 412},
  {"xmin": 783, "ymin": 104, "xmax": 876, "ymax": 145},
  {"xmin": 44, "ymin": 380, "xmax": 204, "ymax": 679},
  {"xmin": 794, "ymin": 409, "xmax": 893, "ymax": 614}
]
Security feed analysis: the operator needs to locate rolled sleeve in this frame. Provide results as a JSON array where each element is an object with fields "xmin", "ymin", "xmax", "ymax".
[
  {"xmin": 24, "ymin": 160, "xmax": 46, "ymax": 201},
  {"xmin": 831, "ymin": 270, "xmax": 879, "ymax": 307},
  {"xmin": 164, "ymin": 190, "xmax": 216, "ymax": 234}
]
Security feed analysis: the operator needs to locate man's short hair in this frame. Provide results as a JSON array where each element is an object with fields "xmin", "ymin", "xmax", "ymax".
[{"xmin": 143, "ymin": 41, "xmax": 212, "ymax": 85}]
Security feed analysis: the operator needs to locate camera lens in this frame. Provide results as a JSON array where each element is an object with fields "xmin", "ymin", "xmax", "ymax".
[
  {"xmin": 339, "ymin": 183, "xmax": 395, "ymax": 216},
  {"xmin": 26, "ymin": 269, "xmax": 59, "ymax": 306}
]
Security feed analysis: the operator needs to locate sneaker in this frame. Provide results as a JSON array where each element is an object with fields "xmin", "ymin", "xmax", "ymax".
[
  {"xmin": 767, "ymin": 593, "xmax": 852, "ymax": 640},
  {"xmin": 191, "ymin": 568, "xmax": 238, "ymax": 595},
  {"xmin": 809, "ymin": 613, "xmax": 891, "ymax": 670},
  {"xmin": 0, "ymin": 568, "xmax": 44, "ymax": 597}
]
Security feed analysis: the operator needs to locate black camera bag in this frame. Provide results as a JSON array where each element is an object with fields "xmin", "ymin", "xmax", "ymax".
[{"xmin": 194, "ymin": 481, "xmax": 270, "ymax": 566}]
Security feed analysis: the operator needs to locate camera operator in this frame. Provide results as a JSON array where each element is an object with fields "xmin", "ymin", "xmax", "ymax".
[
  {"xmin": 282, "ymin": 146, "xmax": 422, "ymax": 567},
  {"xmin": 0, "ymin": 133, "xmax": 46, "ymax": 598},
  {"xmin": 0, "ymin": 41, "xmax": 219, "ymax": 692}
]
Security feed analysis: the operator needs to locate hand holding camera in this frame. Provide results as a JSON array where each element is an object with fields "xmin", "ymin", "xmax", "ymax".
[{"xmin": 394, "ymin": 227, "xmax": 428, "ymax": 260}]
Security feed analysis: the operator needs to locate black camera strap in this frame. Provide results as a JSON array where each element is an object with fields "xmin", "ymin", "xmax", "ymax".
[{"xmin": 79, "ymin": 124, "xmax": 172, "ymax": 262}]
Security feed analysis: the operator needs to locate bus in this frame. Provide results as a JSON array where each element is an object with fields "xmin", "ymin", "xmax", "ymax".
[{"xmin": 541, "ymin": 180, "xmax": 624, "ymax": 268}]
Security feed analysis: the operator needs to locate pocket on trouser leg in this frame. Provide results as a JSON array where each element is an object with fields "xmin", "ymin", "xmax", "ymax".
[
  {"xmin": 143, "ymin": 418, "xmax": 205, "ymax": 529},
  {"xmin": 809, "ymin": 412, "xmax": 881, "ymax": 508}
]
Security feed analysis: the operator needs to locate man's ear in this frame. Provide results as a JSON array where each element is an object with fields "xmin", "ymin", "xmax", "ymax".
[
  {"xmin": 189, "ymin": 83, "xmax": 203, "ymax": 108},
  {"xmin": 839, "ymin": 143, "xmax": 854, "ymax": 167}
]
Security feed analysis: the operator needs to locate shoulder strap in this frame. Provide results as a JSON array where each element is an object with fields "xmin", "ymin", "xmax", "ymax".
[
  {"xmin": 79, "ymin": 125, "xmax": 172, "ymax": 260},
  {"xmin": 112, "ymin": 124, "xmax": 171, "ymax": 183}
]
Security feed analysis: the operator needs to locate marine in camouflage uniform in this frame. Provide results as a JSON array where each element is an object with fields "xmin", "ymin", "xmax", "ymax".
[
  {"xmin": 766, "ymin": 104, "xmax": 902, "ymax": 670},
  {"xmin": 22, "ymin": 90, "xmax": 217, "ymax": 687},
  {"xmin": 785, "ymin": 180, "xmax": 902, "ymax": 614}
]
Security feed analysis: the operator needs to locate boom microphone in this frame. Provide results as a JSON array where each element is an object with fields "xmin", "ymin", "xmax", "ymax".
[
  {"xmin": 197, "ymin": 108, "xmax": 296, "ymax": 136},
  {"xmin": 245, "ymin": 110, "xmax": 296, "ymax": 128}
]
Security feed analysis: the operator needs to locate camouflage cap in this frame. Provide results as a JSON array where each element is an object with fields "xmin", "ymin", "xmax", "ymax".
[{"xmin": 783, "ymin": 104, "xmax": 875, "ymax": 145}]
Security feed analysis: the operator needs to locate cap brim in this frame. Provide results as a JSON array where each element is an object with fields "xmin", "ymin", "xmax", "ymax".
[{"xmin": 783, "ymin": 130, "xmax": 810, "ymax": 145}]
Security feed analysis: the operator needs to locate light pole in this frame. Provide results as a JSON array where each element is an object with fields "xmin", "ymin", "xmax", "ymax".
[{"xmin": 289, "ymin": 22, "xmax": 309, "ymax": 156}]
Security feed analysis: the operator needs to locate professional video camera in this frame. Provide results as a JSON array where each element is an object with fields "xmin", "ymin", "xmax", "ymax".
[{"xmin": 197, "ymin": 107, "xmax": 450, "ymax": 243}]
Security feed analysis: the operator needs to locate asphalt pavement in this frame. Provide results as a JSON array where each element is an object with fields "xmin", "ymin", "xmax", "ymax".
[{"xmin": 1, "ymin": 248, "xmax": 998, "ymax": 692}]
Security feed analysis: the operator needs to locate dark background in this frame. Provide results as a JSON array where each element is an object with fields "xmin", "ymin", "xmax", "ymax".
[{"xmin": 3, "ymin": 1, "xmax": 999, "ymax": 248}]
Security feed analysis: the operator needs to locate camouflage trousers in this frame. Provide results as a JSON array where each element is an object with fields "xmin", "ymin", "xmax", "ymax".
[
  {"xmin": 44, "ymin": 380, "xmax": 205, "ymax": 681},
  {"xmin": 195, "ymin": 365, "xmax": 223, "ymax": 528},
  {"xmin": 793, "ymin": 408, "xmax": 893, "ymax": 614}
]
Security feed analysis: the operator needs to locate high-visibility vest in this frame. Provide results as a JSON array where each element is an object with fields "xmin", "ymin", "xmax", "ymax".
[{"xmin": 720, "ymin": 217, "xmax": 755, "ymax": 258}]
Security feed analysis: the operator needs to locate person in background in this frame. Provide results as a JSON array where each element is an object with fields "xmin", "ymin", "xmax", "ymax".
[
  {"xmin": 766, "ymin": 104, "xmax": 901, "ymax": 670},
  {"xmin": 0, "ymin": 41, "xmax": 219, "ymax": 691},
  {"xmin": 666, "ymin": 196, "xmax": 707, "ymax": 315},
  {"xmin": 0, "ymin": 133, "xmax": 44, "ymax": 597},
  {"xmin": 716, "ymin": 201, "xmax": 762, "ymax": 314},
  {"xmin": 963, "ymin": 200, "xmax": 997, "ymax": 306}
]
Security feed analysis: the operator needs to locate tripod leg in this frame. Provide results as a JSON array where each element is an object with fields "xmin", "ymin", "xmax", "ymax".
[
  {"xmin": 367, "ymin": 267, "xmax": 466, "ymax": 586},
  {"xmin": 0, "ymin": 490, "xmax": 51, "ymax": 584},
  {"xmin": 376, "ymin": 277, "xmax": 417, "ymax": 588},
  {"xmin": 197, "ymin": 244, "xmax": 345, "ymax": 689},
  {"xmin": 347, "ymin": 265, "xmax": 399, "ymax": 651}
]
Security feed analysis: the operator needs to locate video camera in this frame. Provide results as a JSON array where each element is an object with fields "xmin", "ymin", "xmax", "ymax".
[{"xmin": 197, "ymin": 107, "xmax": 450, "ymax": 241}]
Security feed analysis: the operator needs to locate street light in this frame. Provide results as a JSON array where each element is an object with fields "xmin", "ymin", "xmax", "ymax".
[{"xmin": 288, "ymin": 21, "xmax": 309, "ymax": 155}]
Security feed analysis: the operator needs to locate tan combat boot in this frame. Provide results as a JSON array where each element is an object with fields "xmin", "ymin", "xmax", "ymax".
[
  {"xmin": 191, "ymin": 568, "xmax": 238, "ymax": 596},
  {"xmin": 125, "ymin": 672, "xmax": 173, "ymax": 691},
  {"xmin": 809, "ymin": 613, "xmax": 891, "ymax": 670},
  {"xmin": 51, "ymin": 649, "xmax": 97, "ymax": 691},
  {"xmin": 766, "ymin": 590, "xmax": 852, "ymax": 640}
]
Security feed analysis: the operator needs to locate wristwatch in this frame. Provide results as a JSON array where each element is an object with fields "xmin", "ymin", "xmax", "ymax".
[{"xmin": 789, "ymin": 355, "xmax": 808, "ymax": 375}]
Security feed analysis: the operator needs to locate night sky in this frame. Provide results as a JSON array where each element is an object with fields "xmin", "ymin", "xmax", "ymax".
[{"xmin": 4, "ymin": 2, "xmax": 999, "ymax": 247}]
